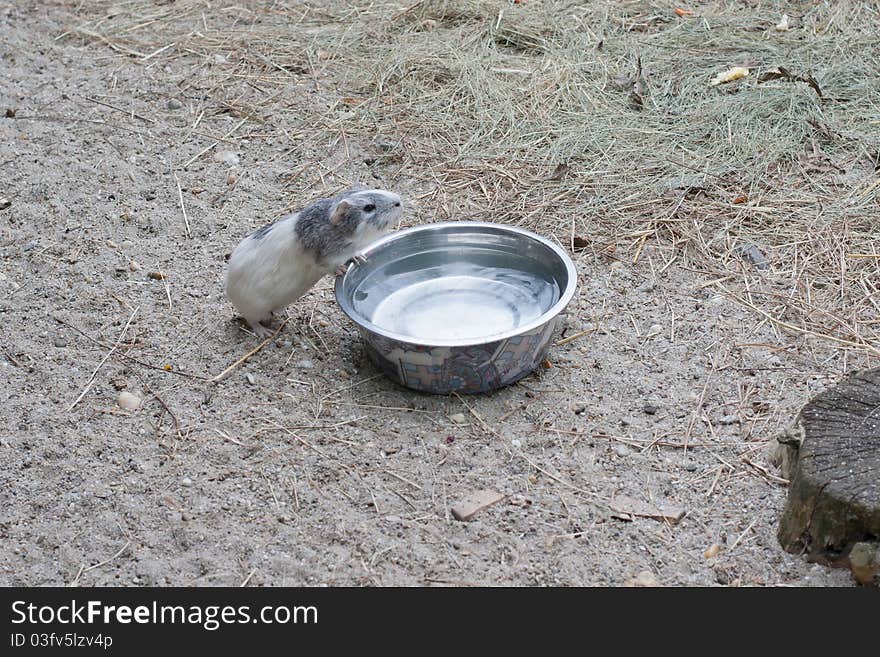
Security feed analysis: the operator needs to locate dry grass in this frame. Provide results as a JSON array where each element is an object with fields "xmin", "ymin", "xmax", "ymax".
[{"xmin": 59, "ymin": 0, "xmax": 880, "ymax": 362}]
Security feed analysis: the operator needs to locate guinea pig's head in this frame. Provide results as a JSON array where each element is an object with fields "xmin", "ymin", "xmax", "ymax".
[{"xmin": 330, "ymin": 189, "xmax": 403, "ymax": 245}]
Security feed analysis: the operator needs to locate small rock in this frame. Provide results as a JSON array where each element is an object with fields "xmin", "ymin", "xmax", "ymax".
[
  {"xmin": 451, "ymin": 489, "xmax": 505, "ymax": 521},
  {"xmin": 117, "ymin": 391, "xmax": 141, "ymax": 411},
  {"xmin": 226, "ymin": 172, "xmax": 237, "ymax": 186},
  {"xmin": 213, "ymin": 150, "xmax": 240, "ymax": 166},
  {"xmin": 624, "ymin": 570, "xmax": 658, "ymax": 587},
  {"xmin": 450, "ymin": 413, "xmax": 466, "ymax": 425},
  {"xmin": 643, "ymin": 403, "xmax": 658, "ymax": 415},
  {"xmin": 571, "ymin": 402, "xmax": 587, "ymax": 415},
  {"xmin": 684, "ymin": 463, "xmax": 698, "ymax": 472},
  {"xmin": 703, "ymin": 543, "xmax": 723, "ymax": 559},
  {"xmin": 510, "ymin": 438, "xmax": 522, "ymax": 448},
  {"xmin": 245, "ymin": 372, "xmax": 255, "ymax": 385},
  {"xmin": 848, "ymin": 542, "xmax": 880, "ymax": 585},
  {"xmin": 213, "ymin": 54, "xmax": 228, "ymax": 65},
  {"xmin": 181, "ymin": 477, "xmax": 193, "ymax": 487},
  {"xmin": 53, "ymin": 336, "xmax": 68, "ymax": 348},
  {"xmin": 508, "ymin": 494, "xmax": 531, "ymax": 508},
  {"xmin": 4, "ymin": 108, "xmax": 15, "ymax": 118},
  {"xmin": 648, "ymin": 323, "xmax": 663, "ymax": 335},
  {"xmin": 129, "ymin": 260, "xmax": 141, "ymax": 272},
  {"xmin": 614, "ymin": 444, "xmax": 631, "ymax": 458},
  {"xmin": 296, "ymin": 359, "xmax": 314, "ymax": 369},
  {"xmin": 736, "ymin": 243, "xmax": 770, "ymax": 270},
  {"xmin": 0, "ymin": 197, "xmax": 11, "ymax": 210},
  {"xmin": 166, "ymin": 98, "xmax": 183, "ymax": 110},
  {"xmin": 717, "ymin": 414, "xmax": 739, "ymax": 425}
]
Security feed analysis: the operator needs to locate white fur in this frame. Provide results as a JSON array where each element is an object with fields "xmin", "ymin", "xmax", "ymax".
[{"xmin": 224, "ymin": 213, "xmax": 325, "ymax": 336}]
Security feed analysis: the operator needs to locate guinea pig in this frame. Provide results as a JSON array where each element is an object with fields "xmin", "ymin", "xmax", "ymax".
[{"xmin": 225, "ymin": 187, "xmax": 402, "ymax": 337}]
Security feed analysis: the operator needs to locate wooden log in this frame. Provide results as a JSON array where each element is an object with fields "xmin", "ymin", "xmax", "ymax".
[{"xmin": 777, "ymin": 368, "xmax": 880, "ymax": 585}]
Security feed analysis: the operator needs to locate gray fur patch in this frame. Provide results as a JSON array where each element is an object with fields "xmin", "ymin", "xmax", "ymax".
[
  {"xmin": 250, "ymin": 222, "xmax": 275, "ymax": 240},
  {"xmin": 294, "ymin": 189, "xmax": 396, "ymax": 265}
]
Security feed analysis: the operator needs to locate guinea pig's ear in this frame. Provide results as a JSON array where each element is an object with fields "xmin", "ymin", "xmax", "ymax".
[{"xmin": 330, "ymin": 200, "xmax": 353, "ymax": 226}]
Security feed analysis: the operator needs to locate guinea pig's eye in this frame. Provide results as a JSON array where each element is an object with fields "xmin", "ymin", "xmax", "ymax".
[{"xmin": 363, "ymin": 204, "xmax": 376, "ymax": 212}]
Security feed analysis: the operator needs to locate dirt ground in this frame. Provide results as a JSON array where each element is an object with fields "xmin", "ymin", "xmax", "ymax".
[{"xmin": 1, "ymin": 1, "xmax": 872, "ymax": 586}]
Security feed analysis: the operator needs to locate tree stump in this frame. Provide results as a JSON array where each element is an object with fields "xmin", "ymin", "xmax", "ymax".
[{"xmin": 777, "ymin": 368, "xmax": 880, "ymax": 585}]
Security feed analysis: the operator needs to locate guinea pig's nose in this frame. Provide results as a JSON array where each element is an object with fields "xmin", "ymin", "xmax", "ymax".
[{"xmin": 394, "ymin": 201, "xmax": 401, "ymax": 207}]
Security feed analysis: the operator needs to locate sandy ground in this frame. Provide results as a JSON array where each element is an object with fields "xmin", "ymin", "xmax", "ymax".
[{"xmin": 0, "ymin": 2, "xmax": 862, "ymax": 586}]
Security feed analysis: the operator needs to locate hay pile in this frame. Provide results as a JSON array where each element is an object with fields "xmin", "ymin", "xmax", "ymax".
[{"xmin": 61, "ymin": 0, "xmax": 880, "ymax": 360}]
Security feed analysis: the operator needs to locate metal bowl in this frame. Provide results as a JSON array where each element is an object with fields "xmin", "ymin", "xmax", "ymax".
[{"xmin": 335, "ymin": 221, "xmax": 577, "ymax": 394}]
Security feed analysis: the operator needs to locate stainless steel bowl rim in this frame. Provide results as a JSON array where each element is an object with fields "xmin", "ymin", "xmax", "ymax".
[{"xmin": 334, "ymin": 221, "xmax": 578, "ymax": 347}]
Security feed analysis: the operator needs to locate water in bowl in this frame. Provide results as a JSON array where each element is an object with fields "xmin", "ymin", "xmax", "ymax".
[{"xmin": 355, "ymin": 258, "xmax": 560, "ymax": 342}]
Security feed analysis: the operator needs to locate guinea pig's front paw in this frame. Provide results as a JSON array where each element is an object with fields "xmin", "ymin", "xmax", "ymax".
[
  {"xmin": 334, "ymin": 264, "xmax": 349, "ymax": 277},
  {"xmin": 352, "ymin": 254, "xmax": 368, "ymax": 265}
]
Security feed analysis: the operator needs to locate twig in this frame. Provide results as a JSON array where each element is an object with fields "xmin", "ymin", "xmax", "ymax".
[
  {"xmin": 70, "ymin": 540, "xmax": 132, "ymax": 585},
  {"xmin": 173, "ymin": 171, "xmax": 192, "ymax": 238},
  {"xmin": 68, "ymin": 307, "xmax": 139, "ymax": 412},
  {"xmin": 84, "ymin": 96, "xmax": 156, "ymax": 124},
  {"xmin": 53, "ymin": 315, "xmax": 211, "ymax": 381},
  {"xmin": 211, "ymin": 317, "xmax": 290, "ymax": 382},
  {"xmin": 179, "ymin": 117, "xmax": 247, "ymax": 168}
]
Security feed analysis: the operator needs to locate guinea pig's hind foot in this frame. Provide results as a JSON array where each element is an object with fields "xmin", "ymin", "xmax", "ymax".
[{"xmin": 246, "ymin": 318, "xmax": 275, "ymax": 339}]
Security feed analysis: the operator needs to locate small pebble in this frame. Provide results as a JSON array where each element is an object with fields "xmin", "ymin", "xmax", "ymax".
[
  {"xmin": 614, "ymin": 444, "xmax": 631, "ymax": 458},
  {"xmin": 643, "ymin": 403, "xmax": 659, "ymax": 415},
  {"xmin": 685, "ymin": 463, "xmax": 698, "ymax": 472},
  {"xmin": 213, "ymin": 150, "xmax": 240, "ymax": 166},
  {"xmin": 296, "ymin": 359, "xmax": 314, "ymax": 370},
  {"xmin": 117, "ymin": 391, "xmax": 141, "ymax": 411},
  {"xmin": 624, "ymin": 570, "xmax": 658, "ymax": 587},
  {"xmin": 245, "ymin": 373, "xmax": 255, "ymax": 385},
  {"xmin": 53, "ymin": 336, "xmax": 68, "ymax": 348},
  {"xmin": 704, "ymin": 544, "xmax": 723, "ymax": 559},
  {"xmin": 511, "ymin": 438, "xmax": 522, "ymax": 448},
  {"xmin": 129, "ymin": 260, "xmax": 141, "ymax": 272},
  {"xmin": 213, "ymin": 54, "xmax": 228, "ymax": 65},
  {"xmin": 0, "ymin": 197, "xmax": 10, "ymax": 210},
  {"xmin": 181, "ymin": 477, "xmax": 193, "ymax": 487},
  {"xmin": 166, "ymin": 98, "xmax": 183, "ymax": 110},
  {"xmin": 717, "ymin": 414, "xmax": 739, "ymax": 425},
  {"xmin": 571, "ymin": 402, "xmax": 586, "ymax": 415},
  {"xmin": 648, "ymin": 323, "xmax": 663, "ymax": 335},
  {"xmin": 450, "ymin": 413, "xmax": 466, "ymax": 425}
]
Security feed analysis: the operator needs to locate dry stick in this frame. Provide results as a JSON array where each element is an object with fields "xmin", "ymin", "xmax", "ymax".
[
  {"xmin": 52, "ymin": 315, "xmax": 211, "ymax": 382},
  {"xmin": 84, "ymin": 96, "xmax": 156, "ymax": 123},
  {"xmin": 211, "ymin": 318, "xmax": 291, "ymax": 383},
  {"xmin": 69, "ymin": 540, "xmax": 132, "ymax": 586},
  {"xmin": 68, "ymin": 307, "xmax": 139, "ymax": 412},
  {"xmin": 142, "ymin": 42, "xmax": 175, "ymax": 61},
  {"xmin": 173, "ymin": 171, "xmax": 192, "ymax": 238},
  {"xmin": 146, "ymin": 386, "xmax": 182, "ymax": 437},
  {"xmin": 728, "ymin": 518, "xmax": 759, "ymax": 553},
  {"xmin": 240, "ymin": 569, "xmax": 257, "ymax": 587},
  {"xmin": 179, "ymin": 117, "xmax": 248, "ymax": 168},
  {"xmin": 724, "ymin": 287, "xmax": 880, "ymax": 358}
]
